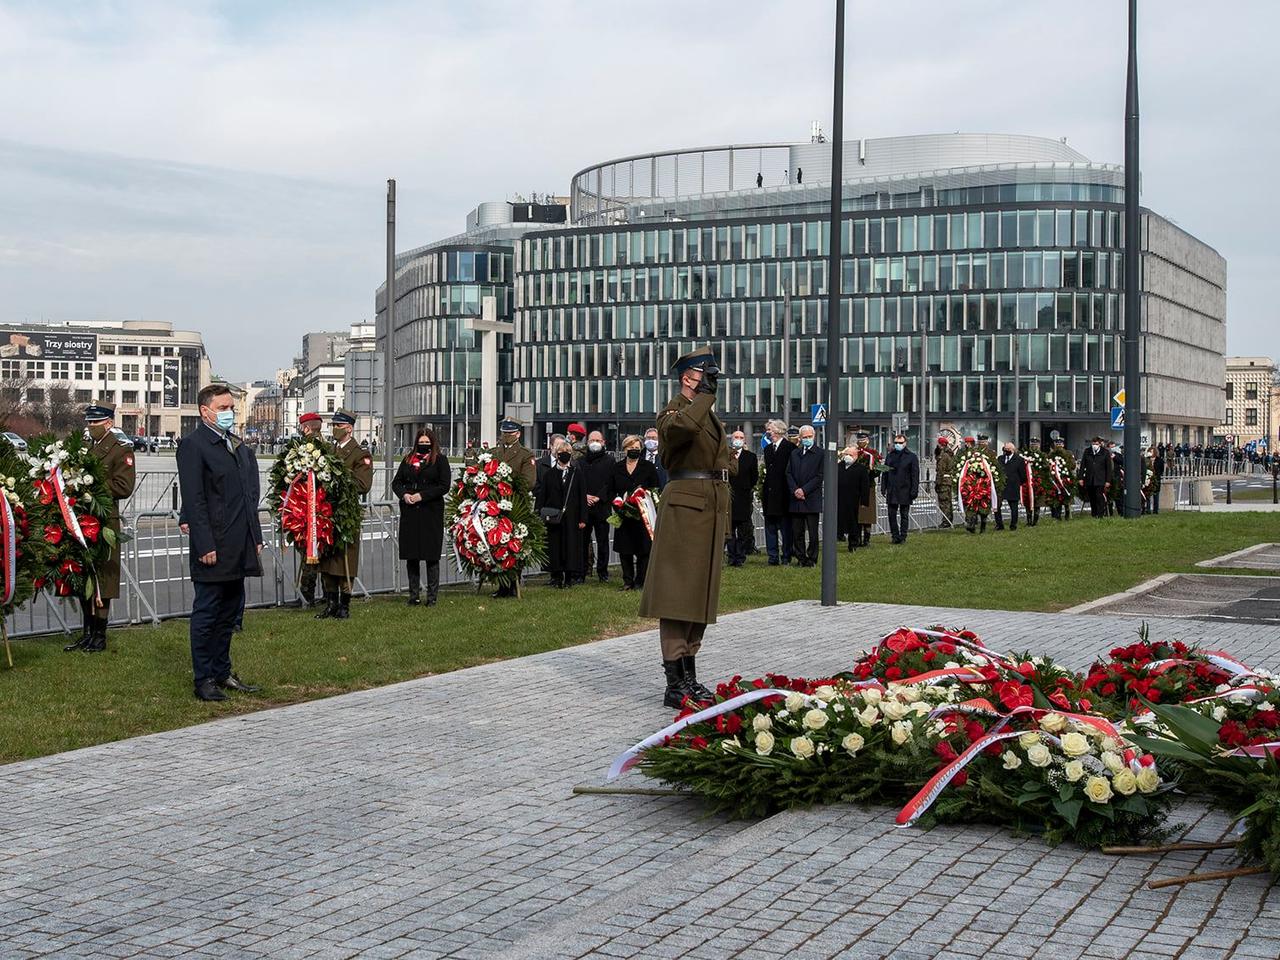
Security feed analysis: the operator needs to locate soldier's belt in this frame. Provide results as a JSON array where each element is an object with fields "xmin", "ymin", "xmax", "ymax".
[{"xmin": 669, "ymin": 469, "xmax": 730, "ymax": 483}]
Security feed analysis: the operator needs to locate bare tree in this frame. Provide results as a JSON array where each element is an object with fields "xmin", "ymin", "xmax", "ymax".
[{"xmin": 0, "ymin": 376, "xmax": 33, "ymax": 432}]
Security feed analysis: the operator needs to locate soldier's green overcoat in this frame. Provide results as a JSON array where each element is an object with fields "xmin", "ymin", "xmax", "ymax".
[
  {"xmin": 90, "ymin": 432, "xmax": 138, "ymax": 601},
  {"xmin": 319, "ymin": 437, "xmax": 374, "ymax": 581},
  {"xmin": 494, "ymin": 440, "xmax": 537, "ymax": 491},
  {"xmin": 638, "ymin": 392, "xmax": 731, "ymax": 625}
]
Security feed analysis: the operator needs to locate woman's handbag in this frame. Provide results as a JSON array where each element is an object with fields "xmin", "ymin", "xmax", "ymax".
[{"xmin": 539, "ymin": 470, "xmax": 572, "ymax": 525}]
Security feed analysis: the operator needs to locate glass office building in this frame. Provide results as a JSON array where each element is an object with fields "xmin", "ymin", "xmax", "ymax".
[{"xmin": 385, "ymin": 135, "xmax": 1226, "ymax": 450}]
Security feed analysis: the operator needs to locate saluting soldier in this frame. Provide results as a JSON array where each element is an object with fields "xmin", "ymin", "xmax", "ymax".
[
  {"xmin": 317, "ymin": 409, "xmax": 373, "ymax": 619},
  {"xmin": 491, "ymin": 417, "xmax": 538, "ymax": 599},
  {"xmin": 295, "ymin": 411, "xmax": 327, "ymax": 607},
  {"xmin": 934, "ymin": 435, "xmax": 956, "ymax": 525},
  {"xmin": 639, "ymin": 346, "xmax": 730, "ymax": 708},
  {"xmin": 65, "ymin": 401, "xmax": 137, "ymax": 653}
]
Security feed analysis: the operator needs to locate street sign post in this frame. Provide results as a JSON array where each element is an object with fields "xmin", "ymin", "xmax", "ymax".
[
  {"xmin": 810, "ymin": 403, "xmax": 827, "ymax": 426},
  {"xmin": 1111, "ymin": 406, "xmax": 1125, "ymax": 430},
  {"xmin": 891, "ymin": 412, "xmax": 909, "ymax": 436}
]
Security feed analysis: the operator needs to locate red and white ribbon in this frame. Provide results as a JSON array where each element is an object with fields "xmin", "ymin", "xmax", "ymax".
[
  {"xmin": 305, "ymin": 470, "xmax": 318, "ymax": 562},
  {"xmin": 956, "ymin": 458, "xmax": 997, "ymax": 515},
  {"xmin": 0, "ymin": 494, "xmax": 15, "ymax": 606},
  {"xmin": 52, "ymin": 467, "xmax": 86, "ymax": 547},
  {"xmin": 897, "ymin": 729, "xmax": 1025, "ymax": 826}
]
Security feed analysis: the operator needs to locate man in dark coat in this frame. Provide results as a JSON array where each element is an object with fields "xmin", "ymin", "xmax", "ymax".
[
  {"xmin": 317, "ymin": 409, "xmax": 374, "ymax": 619},
  {"xmin": 580, "ymin": 430, "xmax": 615, "ymax": 583},
  {"xmin": 786, "ymin": 425, "xmax": 823, "ymax": 567},
  {"xmin": 1078, "ymin": 436, "xmax": 1114, "ymax": 518},
  {"xmin": 726, "ymin": 429, "xmax": 758, "ymax": 567},
  {"xmin": 761, "ymin": 420, "xmax": 795, "ymax": 565},
  {"xmin": 881, "ymin": 433, "xmax": 920, "ymax": 544},
  {"xmin": 64, "ymin": 400, "xmax": 137, "ymax": 653},
  {"xmin": 177, "ymin": 383, "xmax": 264, "ymax": 702},
  {"xmin": 641, "ymin": 427, "xmax": 668, "ymax": 489},
  {"xmin": 995, "ymin": 441, "xmax": 1028, "ymax": 530}
]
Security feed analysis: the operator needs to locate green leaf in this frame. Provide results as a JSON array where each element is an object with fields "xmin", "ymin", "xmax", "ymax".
[
  {"xmin": 1052, "ymin": 796, "xmax": 1083, "ymax": 829},
  {"xmin": 1128, "ymin": 733, "xmax": 1209, "ymax": 767},
  {"xmin": 1140, "ymin": 699, "xmax": 1222, "ymax": 756}
]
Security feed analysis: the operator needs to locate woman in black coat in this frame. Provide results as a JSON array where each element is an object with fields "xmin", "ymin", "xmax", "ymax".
[
  {"xmin": 836, "ymin": 447, "xmax": 862, "ymax": 546},
  {"xmin": 610, "ymin": 435, "xmax": 661, "ymax": 590},
  {"xmin": 535, "ymin": 438, "xmax": 588, "ymax": 588},
  {"xmin": 392, "ymin": 428, "xmax": 451, "ymax": 605}
]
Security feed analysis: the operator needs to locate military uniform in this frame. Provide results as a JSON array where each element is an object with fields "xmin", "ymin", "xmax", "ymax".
[
  {"xmin": 934, "ymin": 441, "xmax": 956, "ymax": 524},
  {"xmin": 1049, "ymin": 441, "xmax": 1077, "ymax": 520},
  {"xmin": 65, "ymin": 401, "xmax": 137, "ymax": 653},
  {"xmin": 317, "ymin": 410, "xmax": 374, "ymax": 619},
  {"xmin": 491, "ymin": 418, "xmax": 539, "ymax": 599},
  {"xmin": 638, "ymin": 346, "xmax": 730, "ymax": 708},
  {"xmin": 295, "ymin": 412, "xmax": 327, "ymax": 606}
]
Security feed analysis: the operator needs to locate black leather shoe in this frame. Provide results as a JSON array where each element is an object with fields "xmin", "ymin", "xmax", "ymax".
[
  {"xmin": 315, "ymin": 593, "xmax": 338, "ymax": 619},
  {"xmin": 216, "ymin": 673, "xmax": 260, "ymax": 693},
  {"xmin": 195, "ymin": 679, "xmax": 227, "ymax": 702},
  {"xmin": 680, "ymin": 655, "xmax": 713, "ymax": 702},
  {"xmin": 63, "ymin": 633, "xmax": 90, "ymax": 652},
  {"xmin": 662, "ymin": 660, "xmax": 693, "ymax": 710},
  {"xmin": 335, "ymin": 594, "xmax": 351, "ymax": 620}
]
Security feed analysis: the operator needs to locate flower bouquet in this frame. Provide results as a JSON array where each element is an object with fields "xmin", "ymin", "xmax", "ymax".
[
  {"xmin": 607, "ymin": 487, "xmax": 659, "ymax": 540},
  {"xmin": 953, "ymin": 447, "xmax": 1003, "ymax": 517},
  {"xmin": 267, "ymin": 437, "xmax": 364, "ymax": 563},
  {"xmin": 27, "ymin": 434, "xmax": 117, "ymax": 601},
  {"xmin": 849, "ymin": 627, "xmax": 996, "ymax": 685},
  {"xmin": 1045, "ymin": 449, "xmax": 1076, "ymax": 509},
  {"xmin": 446, "ymin": 451, "xmax": 546, "ymax": 591},
  {"xmin": 1083, "ymin": 628, "xmax": 1236, "ymax": 713},
  {"xmin": 0, "ymin": 441, "xmax": 36, "ymax": 617},
  {"xmin": 1021, "ymin": 447, "xmax": 1053, "ymax": 513}
]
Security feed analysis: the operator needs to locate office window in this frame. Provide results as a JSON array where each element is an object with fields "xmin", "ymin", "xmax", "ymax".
[
  {"xmin": 25, "ymin": 361, "xmax": 44, "ymax": 378},
  {"xmin": 326, "ymin": 398, "xmax": 335, "ymax": 412},
  {"xmin": 1245, "ymin": 383, "xmax": 1258, "ymax": 400},
  {"xmin": 119, "ymin": 345, "xmax": 138, "ymax": 356},
  {"xmin": 50, "ymin": 361, "xmax": 70, "ymax": 380},
  {"xmin": 1246, "ymin": 408, "xmax": 1258, "ymax": 426},
  {"xmin": 0, "ymin": 360, "xmax": 18, "ymax": 379},
  {"xmin": 122, "ymin": 391, "xmax": 139, "ymax": 404},
  {"xmin": 74, "ymin": 362, "xmax": 93, "ymax": 380},
  {"xmin": 120, "ymin": 363, "xmax": 140, "ymax": 382},
  {"xmin": 1225, "ymin": 408, "xmax": 1234, "ymax": 424},
  {"xmin": 1225, "ymin": 383, "xmax": 1234, "ymax": 400}
]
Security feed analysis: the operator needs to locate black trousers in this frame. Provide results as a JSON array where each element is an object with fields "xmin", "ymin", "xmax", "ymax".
[
  {"xmin": 619, "ymin": 552, "xmax": 650, "ymax": 587},
  {"xmin": 727, "ymin": 519, "xmax": 753, "ymax": 564},
  {"xmin": 190, "ymin": 579, "xmax": 244, "ymax": 686},
  {"xmin": 791, "ymin": 514, "xmax": 819, "ymax": 565},
  {"xmin": 1086, "ymin": 485, "xmax": 1107, "ymax": 517},
  {"xmin": 995, "ymin": 497, "xmax": 1020, "ymax": 529},
  {"xmin": 886, "ymin": 503, "xmax": 910, "ymax": 542},
  {"xmin": 585, "ymin": 518, "xmax": 610, "ymax": 579}
]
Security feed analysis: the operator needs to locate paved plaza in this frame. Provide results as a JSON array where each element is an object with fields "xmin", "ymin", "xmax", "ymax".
[{"xmin": 2, "ymin": 601, "xmax": 1278, "ymax": 960}]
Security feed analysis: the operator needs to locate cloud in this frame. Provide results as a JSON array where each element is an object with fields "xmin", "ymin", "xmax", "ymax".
[{"xmin": 0, "ymin": 0, "xmax": 1275, "ymax": 379}]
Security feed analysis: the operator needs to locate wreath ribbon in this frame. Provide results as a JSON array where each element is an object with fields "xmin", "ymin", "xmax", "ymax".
[
  {"xmin": 0, "ymin": 494, "xmax": 15, "ymax": 606},
  {"xmin": 52, "ymin": 467, "xmax": 87, "ymax": 548}
]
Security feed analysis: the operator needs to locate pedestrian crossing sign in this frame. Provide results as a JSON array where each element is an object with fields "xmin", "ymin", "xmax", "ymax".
[
  {"xmin": 1111, "ymin": 406, "xmax": 1125, "ymax": 429},
  {"xmin": 810, "ymin": 403, "xmax": 827, "ymax": 425}
]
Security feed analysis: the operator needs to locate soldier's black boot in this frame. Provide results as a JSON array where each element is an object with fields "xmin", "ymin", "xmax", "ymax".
[
  {"xmin": 406, "ymin": 563, "xmax": 421, "ymax": 606},
  {"xmin": 315, "ymin": 591, "xmax": 339, "ymax": 619},
  {"xmin": 64, "ymin": 602, "xmax": 92, "ymax": 652},
  {"xmin": 83, "ymin": 617, "xmax": 107, "ymax": 654},
  {"xmin": 336, "ymin": 592, "xmax": 351, "ymax": 620},
  {"xmin": 662, "ymin": 660, "xmax": 691, "ymax": 710},
  {"xmin": 425, "ymin": 563, "xmax": 439, "ymax": 607},
  {"xmin": 681, "ymin": 656, "xmax": 713, "ymax": 703}
]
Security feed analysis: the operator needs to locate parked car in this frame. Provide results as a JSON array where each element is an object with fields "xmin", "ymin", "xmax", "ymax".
[
  {"xmin": 0, "ymin": 431, "xmax": 27, "ymax": 453},
  {"xmin": 109, "ymin": 427, "xmax": 134, "ymax": 449},
  {"xmin": 155, "ymin": 436, "xmax": 177, "ymax": 450}
]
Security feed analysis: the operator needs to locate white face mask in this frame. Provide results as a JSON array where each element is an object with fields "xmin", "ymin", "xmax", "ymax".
[
  {"xmin": 731, "ymin": 438, "xmax": 744, "ymax": 450},
  {"xmin": 842, "ymin": 455, "xmax": 854, "ymax": 465},
  {"xmin": 588, "ymin": 442, "xmax": 603, "ymax": 453},
  {"xmin": 1092, "ymin": 444, "xmax": 1101, "ymax": 453},
  {"xmin": 644, "ymin": 438, "xmax": 658, "ymax": 451}
]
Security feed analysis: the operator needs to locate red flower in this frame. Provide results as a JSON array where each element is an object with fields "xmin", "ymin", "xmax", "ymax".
[
  {"xmin": 34, "ymin": 479, "xmax": 53, "ymax": 505},
  {"xmin": 507, "ymin": 538, "xmax": 522, "ymax": 553},
  {"xmin": 54, "ymin": 578, "xmax": 72, "ymax": 596},
  {"xmin": 33, "ymin": 576, "xmax": 46, "ymax": 589},
  {"xmin": 60, "ymin": 559, "xmax": 83, "ymax": 575},
  {"xmin": 484, "ymin": 459, "xmax": 499, "ymax": 476},
  {"xmin": 43, "ymin": 523, "xmax": 63, "ymax": 545},
  {"xmin": 952, "ymin": 771, "xmax": 969, "ymax": 788},
  {"xmin": 476, "ymin": 484, "xmax": 490, "ymax": 500},
  {"xmin": 485, "ymin": 501, "xmax": 500, "ymax": 516},
  {"xmin": 79, "ymin": 515, "xmax": 101, "ymax": 543},
  {"xmin": 963, "ymin": 720, "xmax": 986, "ymax": 743},
  {"xmin": 688, "ymin": 736, "xmax": 709, "ymax": 750},
  {"xmin": 935, "ymin": 741, "xmax": 958, "ymax": 762},
  {"xmin": 498, "ymin": 482, "xmax": 512, "ymax": 497}
]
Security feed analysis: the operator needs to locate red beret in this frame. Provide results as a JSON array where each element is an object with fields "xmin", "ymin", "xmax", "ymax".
[
  {"xmin": 567, "ymin": 423, "xmax": 587, "ymax": 437},
  {"xmin": 299, "ymin": 412, "xmax": 322, "ymax": 425},
  {"xmin": 936, "ymin": 436, "xmax": 949, "ymax": 446}
]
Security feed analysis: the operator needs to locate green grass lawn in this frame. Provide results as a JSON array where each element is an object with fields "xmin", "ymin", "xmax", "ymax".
[
  {"xmin": 1221, "ymin": 487, "xmax": 1280, "ymax": 502},
  {"xmin": 2, "ymin": 511, "xmax": 1277, "ymax": 764}
]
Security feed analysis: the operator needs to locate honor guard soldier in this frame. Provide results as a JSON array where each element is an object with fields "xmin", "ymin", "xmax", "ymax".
[
  {"xmin": 491, "ymin": 417, "xmax": 538, "ymax": 598},
  {"xmin": 295, "ymin": 411, "xmax": 327, "ymax": 607},
  {"xmin": 638, "ymin": 346, "xmax": 731, "ymax": 708},
  {"xmin": 317, "ymin": 409, "xmax": 373, "ymax": 619},
  {"xmin": 934, "ymin": 435, "xmax": 956, "ymax": 525},
  {"xmin": 65, "ymin": 401, "xmax": 137, "ymax": 653}
]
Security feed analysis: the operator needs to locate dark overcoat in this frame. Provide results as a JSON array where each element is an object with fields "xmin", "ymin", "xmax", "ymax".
[
  {"xmin": 536, "ymin": 462, "xmax": 588, "ymax": 576},
  {"xmin": 998, "ymin": 453, "xmax": 1028, "ymax": 499},
  {"xmin": 177, "ymin": 425, "xmax": 264, "ymax": 583},
  {"xmin": 580, "ymin": 449, "xmax": 616, "ymax": 523},
  {"xmin": 89, "ymin": 431, "xmax": 137, "ymax": 600},
  {"xmin": 728, "ymin": 448, "xmax": 759, "ymax": 526},
  {"xmin": 837, "ymin": 459, "xmax": 870, "ymax": 539},
  {"xmin": 1078, "ymin": 447, "xmax": 1113, "ymax": 487},
  {"xmin": 638, "ymin": 392, "xmax": 731, "ymax": 625},
  {"xmin": 392, "ymin": 453, "xmax": 451, "ymax": 561},
  {"xmin": 786, "ymin": 446, "xmax": 824, "ymax": 514},
  {"xmin": 610, "ymin": 458, "xmax": 660, "ymax": 557},
  {"xmin": 762, "ymin": 439, "xmax": 796, "ymax": 518},
  {"xmin": 881, "ymin": 448, "xmax": 921, "ymax": 505},
  {"xmin": 319, "ymin": 437, "xmax": 374, "ymax": 579}
]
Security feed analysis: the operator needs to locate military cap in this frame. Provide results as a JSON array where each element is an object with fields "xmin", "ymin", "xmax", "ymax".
[
  {"xmin": 1049, "ymin": 429, "xmax": 1062, "ymax": 441},
  {"xmin": 499, "ymin": 417, "xmax": 522, "ymax": 433},
  {"xmin": 566, "ymin": 422, "xmax": 587, "ymax": 438},
  {"xmin": 976, "ymin": 433, "xmax": 990, "ymax": 442},
  {"xmin": 83, "ymin": 400, "xmax": 116, "ymax": 422},
  {"xmin": 299, "ymin": 411, "xmax": 322, "ymax": 426},
  {"xmin": 936, "ymin": 435, "xmax": 950, "ymax": 446},
  {"xmin": 1028, "ymin": 436, "xmax": 1042, "ymax": 445},
  {"xmin": 855, "ymin": 431, "xmax": 870, "ymax": 441},
  {"xmin": 1052, "ymin": 436, "xmax": 1065, "ymax": 445},
  {"xmin": 671, "ymin": 345, "xmax": 717, "ymax": 374},
  {"xmin": 787, "ymin": 426, "xmax": 801, "ymax": 438},
  {"xmin": 332, "ymin": 409, "xmax": 356, "ymax": 426}
]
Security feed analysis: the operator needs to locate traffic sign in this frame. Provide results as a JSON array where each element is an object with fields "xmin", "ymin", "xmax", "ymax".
[
  {"xmin": 1111, "ymin": 406, "xmax": 1125, "ymax": 430},
  {"xmin": 891, "ymin": 412, "xmax": 910, "ymax": 436},
  {"xmin": 810, "ymin": 403, "xmax": 827, "ymax": 425},
  {"xmin": 1113, "ymin": 388, "xmax": 1126, "ymax": 407}
]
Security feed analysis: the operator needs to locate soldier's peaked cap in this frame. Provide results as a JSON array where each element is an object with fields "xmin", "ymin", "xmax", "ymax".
[
  {"xmin": 332, "ymin": 409, "xmax": 356, "ymax": 425},
  {"xmin": 499, "ymin": 417, "xmax": 522, "ymax": 432},
  {"xmin": 671, "ymin": 345, "xmax": 717, "ymax": 374},
  {"xmin": 84, "ymin": 400, "xmax": 115, "ymax": 422}
]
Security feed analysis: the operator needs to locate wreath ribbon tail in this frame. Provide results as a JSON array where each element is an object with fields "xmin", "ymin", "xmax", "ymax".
[{"xmin": 0, "ymin": 494, "xmax": 14, "ymax": 607}]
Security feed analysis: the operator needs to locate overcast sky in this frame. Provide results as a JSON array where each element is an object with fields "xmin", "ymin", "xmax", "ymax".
[{"xmin": 1, "ymin": 0, "xmax": 1275, "ymax": 381}]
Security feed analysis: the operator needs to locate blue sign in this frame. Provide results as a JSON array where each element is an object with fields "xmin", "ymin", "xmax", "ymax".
[
  {"xmin": 1110, "ymin": 406, "xmax": 1125, "ymax": 430},
  {"xmin": 810, "ymin": 403, "xmax": 827, "ymax": 425}
]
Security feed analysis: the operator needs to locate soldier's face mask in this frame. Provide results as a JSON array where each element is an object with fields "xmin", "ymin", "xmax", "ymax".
[
  {"xmin": 333, "ymin": 425, "xmax": 351, "ymax": 441},
  {"xmin": 87, "ymin": 422, "xmax": 110, "ymax": 441}
]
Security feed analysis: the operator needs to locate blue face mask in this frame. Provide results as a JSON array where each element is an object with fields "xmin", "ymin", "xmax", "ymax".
[
  {"xmin": 800, "ymin": 438, "xmax": 814, "ymax": 449},
  {"xmin": 894, "ymin": 442, "xmax": 904, "ymax": 451},
  {"xmin": 215, "ymin": 410, "xmax": 235, "ymax": 431}
]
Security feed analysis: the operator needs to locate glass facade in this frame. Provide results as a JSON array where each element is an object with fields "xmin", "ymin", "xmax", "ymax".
[
  {"xmin": 386, "ymin": 245, "xmax": 514, "ymax": 446},
  {"xmin": 511, "ymin": 191, "xmax": 1127, "ymax": 441}
]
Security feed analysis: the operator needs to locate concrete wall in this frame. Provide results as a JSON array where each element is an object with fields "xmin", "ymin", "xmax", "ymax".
[{"xmin": 1141, "ymin": 212, "xmax": 1227, "ymax": 427}]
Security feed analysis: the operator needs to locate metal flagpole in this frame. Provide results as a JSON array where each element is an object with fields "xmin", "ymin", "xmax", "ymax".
[
  {"xmin": 383, "ymin": 179, "xmax": 397, "ymax": 498},
  {"xmin": 1122, "ymin": 0, "xmax": 1143, "ymax": 518},
  {"xmin": 820, "ymin": 0, "xmax": 845, "ymax": 608}
]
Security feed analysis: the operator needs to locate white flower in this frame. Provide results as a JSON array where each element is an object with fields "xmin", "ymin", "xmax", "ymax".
[
  {"xmin": 1084, "ymin": 776, "xmax": 1114, "ymax": 804},
  {"xmin": 861, "ymin": 687, "xmax": 883, "ymax": 705},
  {"xmin": 791, "ymin": 736, "xmax": 815, "ymax": 759},
  {"xmin": 754, "ymin": 731, "xmax": 774, "ymax": 756},
  {"xmin": 752, "ymin": 714, "xmax": 772, "ymax": 732},
  {"xmin": 1001, "ymin": 751, "xmax": 1022, "ymax": 771},
  {"xmin": 721, "ymin": 737, "xmax": 741, "ymax": 753},
  {"xmin": 842, "ymin": 733, "xmax": 865, "ymax": 755},
  {"xmin": 1258, "ymin": 702, "xmax": 1276, "ymax": 713},
  {"xmin": 82, "ymin": 474, "xmax": 94, "ymax": 485},
  {"xmin": 890, "ymin": 721, "xmax": 913, "ymax": 745},
  {"xmin": 1211, "ymin": 706, "xmax": 1228, "ymax": 722},
  {"xmin": 1026, "ymin": 743, "xmax": 1052, "ymax": 767},
  {"xmin": 1112, "ymin": 769, "xmax": 1138, "ymax": 796},
  {"xmin": 498, "ymin": 499, "xmax": 513, "ymax": 511},
  {"xmin": 944, "ymin": 661, "xmax": 960, "ymax": 670},
  {"xmin": 813, "ymin": 685, "xmax": 837, "ymax": 703},
  {"xmin": 785, "ymin": 693, "xmax": 806, "ymax": 713},
  {"xmin": 516, "ymin": 524, "xmax": 529, "ymax": 538},
  {"xmin": 1101, "ymin": 751, "xmax": 1125, "ymax": 775},
  {"xmin": 1063, "ymin": 760, "xmax": 1085, "ymax": 782},
  {"xmin": 856, "ymin": 706, "xmax": 878, "ymax": 727},
  {"xmin": 1136, "ymin": 768, "xmax": 1160, "ymax": 794},
  {"xmin": 802, "ymin": 709, "xmax": 828, "ymax": 731},
  {"xmin": 1039, "ymin": 713, "xmax": 1068, "ymax": 734},
  {"xmin": 1060, "ymin": 732, "xmax": 1091, "ymax": 757},
  {"xmin": 880, "ymin": 700, "xmax": 909, "ymax": 721},
  {"xmin": 1019, "ymin": 732, "xmax": 1041, "ymax": 749},
  {"xmin": 896, "ymin": 684, "xmax": 923, "ymax": 704},
  {"xmin": 911, "ymin": 702, "xmax": 932, "ymax": 716}
]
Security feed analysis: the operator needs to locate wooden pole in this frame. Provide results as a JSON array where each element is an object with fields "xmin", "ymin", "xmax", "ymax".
[
  {"xmin": 571, "ymin": 785, "xmax": 686, "ymax": 798},
  {"xmin": 1102, "ymin": 841, "xmax": 1240, "ymax": 855},
  {"xmin": 2, "ymin": 619, "xmax": 10, "ymax": 668},
  {"xmin": 1148, "ymin": 866, "xmax": 1267, "ymax": 889}
]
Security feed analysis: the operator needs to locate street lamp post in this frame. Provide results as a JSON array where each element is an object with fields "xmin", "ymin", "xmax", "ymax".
[{"xmin": 1122, "ymin": 0, "xmax": 1143, "ymax": 518}]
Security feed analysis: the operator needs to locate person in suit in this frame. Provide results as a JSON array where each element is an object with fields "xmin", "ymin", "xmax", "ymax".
[
  {"xmin": 64, "ymin": 400, "xmax": 137, "ymax": 653},
  {"xmin": 642, "ymin": 427, "xmax": 668, "ymax": 489},
  {"xmin": 761, "ymin": 420, "xmax": 795, "ymax": 565},
  {"xmin": 786, "ymin": 425, "xmax": 823, "ymax": 567},
  {"xmin": 881, "ymin": 433, "xmax": 920, "ymax": 544},
  {"xmin": 995, "ymin": 441, "xmax": 1028, "ymax": 530},
  {"xmin": 176, "ymin": 383, "xmax": 264, "ymax": 702},
  {"xmin": 317, "ymin": 409, "xmax": 374, "ymax": 619},
  {"xmin": 392, "ymin": 427, "xmax": 450, "ymax": 606},
  {"xmin": 725, "ymin": 429, "xmax": 758, "ymax": 567},
  {"xmin": 836, "ymin": 446, "xmax": 868, "ymax": 550},
  {"xmin": 535, "ymin": 437, "xmax": 588, "ymax": 588},
  {"xmin": 1078, "ymin": 437, "xmax": 1113, "ymax": 518},
  {"xmin": 610, "ymin": 435, "xmax": 660, "ymax": 590},
  {"xmin": 638, "ymin": 345, "xmax": 730, "ymax": 708}
]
